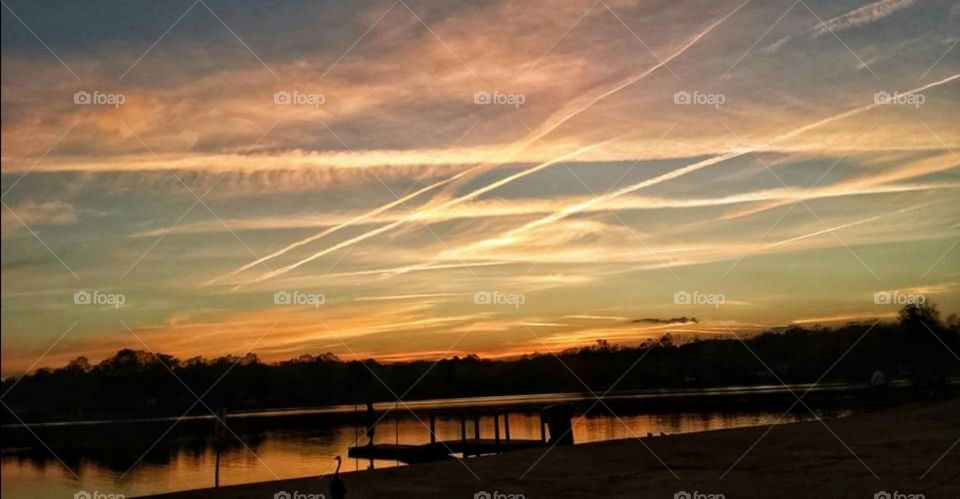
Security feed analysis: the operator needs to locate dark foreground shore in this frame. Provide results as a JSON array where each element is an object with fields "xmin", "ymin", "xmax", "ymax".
[{"xmin": 144, "ymin": 399, "xmax": 960, "ymax": 498}]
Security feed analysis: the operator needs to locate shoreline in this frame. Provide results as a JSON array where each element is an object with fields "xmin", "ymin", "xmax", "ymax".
[
  {"xmin": 7, "ymin": 378, "xmax": 951, "ymax": 429},
  {"xmin": 141, "ymin": 397, "xmax": 960, "ymax": 498}
]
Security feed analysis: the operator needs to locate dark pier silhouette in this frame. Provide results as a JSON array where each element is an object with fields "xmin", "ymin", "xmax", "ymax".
[{"xmin": 347, "ymin": 405, "xmax": 572, "ymax": 463}]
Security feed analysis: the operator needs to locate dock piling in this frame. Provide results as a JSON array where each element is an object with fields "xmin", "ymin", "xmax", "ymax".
[
  {"xmin": 213, "ymin": 408, "xmax": 228, "ymax": 488},
  {"xmin": 539, "ymin": 413, "xmax": 546, "ymax": 442}
]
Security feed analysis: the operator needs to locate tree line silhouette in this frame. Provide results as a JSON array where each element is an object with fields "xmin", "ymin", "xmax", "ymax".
[{"xmin": 2, "ymin": 303, "xmax": 957, "ymax": 423}]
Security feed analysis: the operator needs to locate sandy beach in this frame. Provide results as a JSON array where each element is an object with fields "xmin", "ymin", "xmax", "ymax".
[{"xmin": 143, "ymin": 399, "xmax": 960, "ymax": 498}]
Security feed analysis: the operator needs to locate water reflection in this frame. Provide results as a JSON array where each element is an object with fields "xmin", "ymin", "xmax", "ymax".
[{"xmin": 1, "ymin": 405, "xmax": 849, "ymax": 499}]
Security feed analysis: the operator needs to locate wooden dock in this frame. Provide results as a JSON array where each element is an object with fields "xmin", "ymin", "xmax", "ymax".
[{"xmin": 348, "ymin": 410, "xmax": 559, "ymax": 463}]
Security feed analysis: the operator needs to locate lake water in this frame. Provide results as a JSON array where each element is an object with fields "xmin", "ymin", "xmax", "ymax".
[{"xmin": 1, "ymin": 392, "xmax": 856, "ymax": 499}]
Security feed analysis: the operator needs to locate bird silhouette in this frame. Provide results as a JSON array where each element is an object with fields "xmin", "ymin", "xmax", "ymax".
[{"xmin": 329, "ymin": 455, "xmax": 346, "ymax": 499}]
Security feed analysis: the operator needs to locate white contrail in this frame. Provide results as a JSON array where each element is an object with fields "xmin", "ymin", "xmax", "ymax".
[
  {"xmin": 714, "ymin": 151, "xmax": 959, "ymax": 223},
  {"xmin": 233, "ymin": 139, "xmax": 614, "ymax": 288},
  {"xmin": 809, "ymin": 0, "xmax": 917, "ymax": 37},
  {"xmin": 463, "ymin": 75, "xmax": 960, "ymax": 250},
  {"xmin": 520, "ymin": 0, "xmax": 752, "ymax": 147},
  {"xmin": 431, "ymin": 0, "xmax": 749, "ymax": 199},
  {"xmin": 398, "ymin": 74, "xmax": 960, "ymax": 271},
  {"xmin": 203, "ymin": 167, "xmax": 474, "ymax": 286},
  {"xmin": 213, "ymin": 0, "xmax": 751, "ymax": 286},
  {"xmin": 258, "ymin": 181, "xmax": 958, "ymax": 282},
  {"xmin": 764, "ymin": 202, "xmax": 934, "ymax": 249},
  {"xmin": 155, "ymin": 178, "xmax": 956, "ymax": 238}
]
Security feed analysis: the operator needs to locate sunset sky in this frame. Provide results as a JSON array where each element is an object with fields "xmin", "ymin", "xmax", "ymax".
[{"xmin": 2, "ymin": 0, "xmax": 958, "ymax": 376}]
